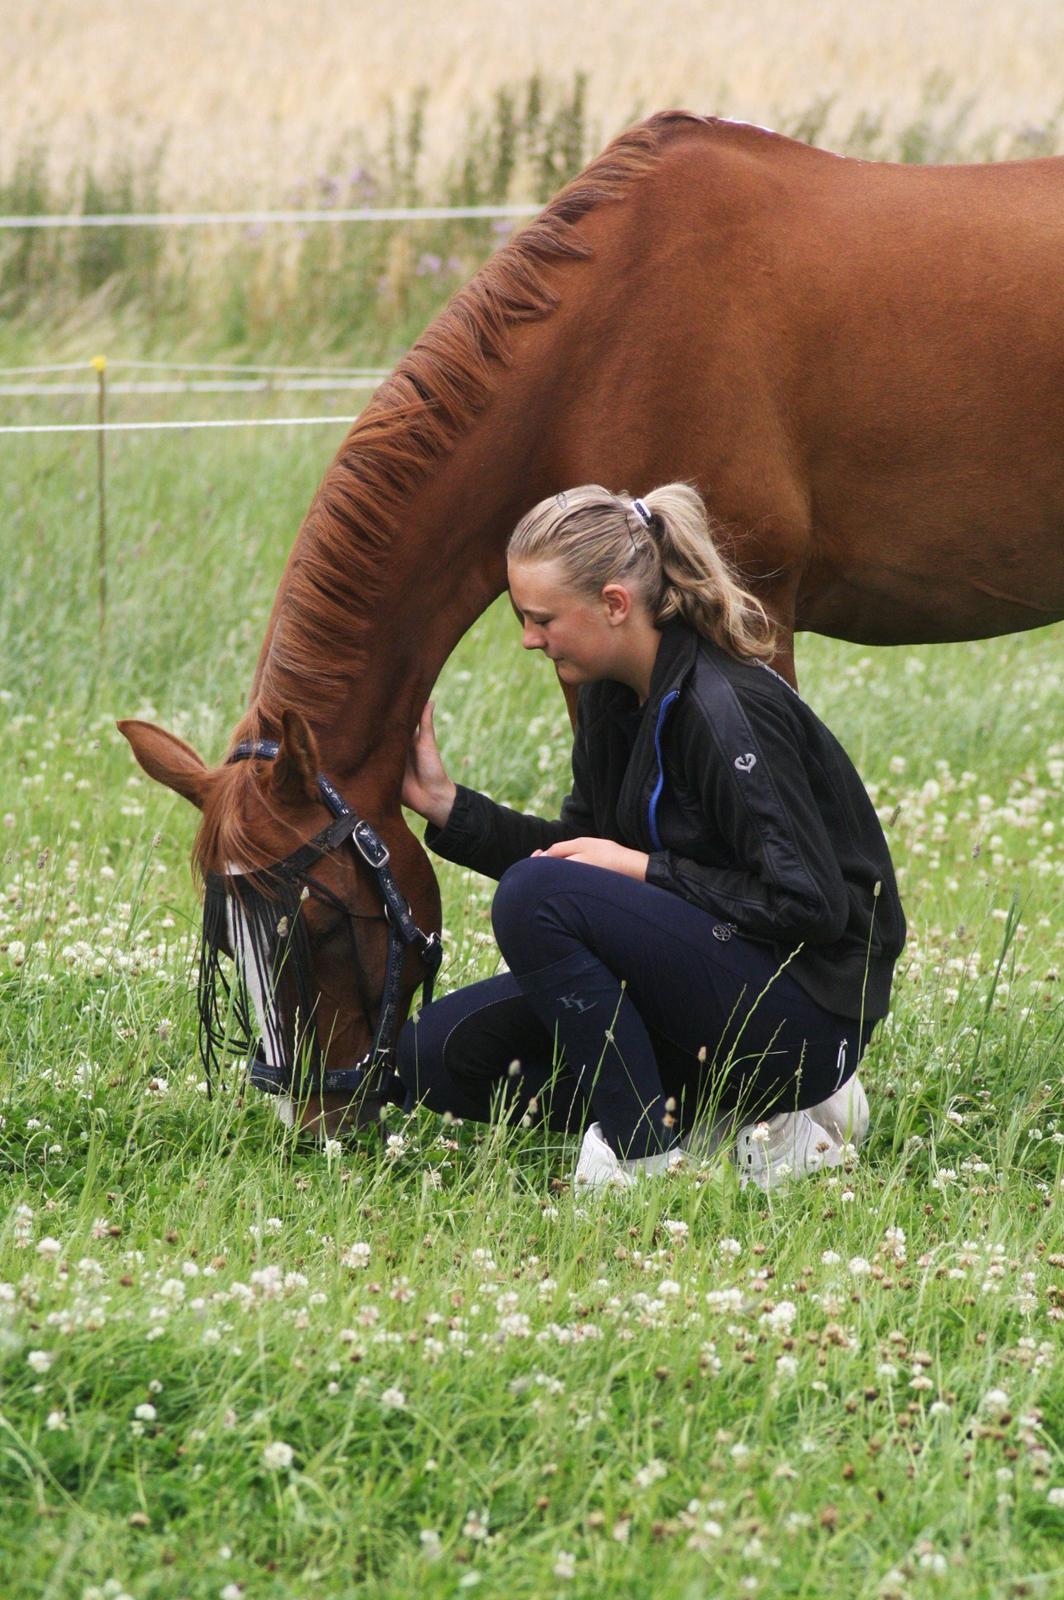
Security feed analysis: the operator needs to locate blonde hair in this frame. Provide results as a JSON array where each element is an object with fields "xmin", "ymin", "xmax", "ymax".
[{"xmin": 507, "ymin": 482, "xmax": 776, "ymax": 661}]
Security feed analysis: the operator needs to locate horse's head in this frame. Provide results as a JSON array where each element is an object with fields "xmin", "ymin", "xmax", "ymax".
[{"xmin": 118, "ymin": 710, "xmax": 442, "ymax": 1139}]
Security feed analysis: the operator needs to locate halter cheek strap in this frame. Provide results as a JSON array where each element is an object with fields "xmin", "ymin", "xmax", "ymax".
[{"xmin": 215, "ymin": 740, "xmax": 442, "ymax": 1105}]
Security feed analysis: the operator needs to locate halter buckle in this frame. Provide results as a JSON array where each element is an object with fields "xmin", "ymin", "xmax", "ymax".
[{"xmin": 352, "ymin": 820, "xmax": 390, "ymax": 869}]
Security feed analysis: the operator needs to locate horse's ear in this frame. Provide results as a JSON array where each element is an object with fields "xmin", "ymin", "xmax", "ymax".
[
  {"xmin": 271, "ymin": 710, "xmax": 320, "ymax": 807},
  {"xmin": 117, "ymin": 720, "xmax": 214, "ymax": 809}
]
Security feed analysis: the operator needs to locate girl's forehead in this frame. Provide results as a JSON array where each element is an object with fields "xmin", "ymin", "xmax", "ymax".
[{"xmin": 507, "ymin": 558, "xmax": 575, "ymax": 609}]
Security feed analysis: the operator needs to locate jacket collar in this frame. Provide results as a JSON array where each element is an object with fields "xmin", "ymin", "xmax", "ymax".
[
  {"xmin": 646, "ymin": 617, "xmax": 701, "ymax": 707},
  {"xmin": 588, "ymin": 618, "xmax": 703, "ymax": 725},
  {"xmin": 582, "ymin": 620, "xmax": 704, "ymax": 729}
]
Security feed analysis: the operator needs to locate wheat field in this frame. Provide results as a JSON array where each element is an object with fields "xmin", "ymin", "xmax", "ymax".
[{"xmin": 5, "ymin": 0, "xmax": 1064, "ymax": 205}]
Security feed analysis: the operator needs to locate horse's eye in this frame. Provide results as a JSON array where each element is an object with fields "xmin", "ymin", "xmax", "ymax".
[{"xmin": 305, "ymin": 905, "xmax": 350, "ymax": 948}]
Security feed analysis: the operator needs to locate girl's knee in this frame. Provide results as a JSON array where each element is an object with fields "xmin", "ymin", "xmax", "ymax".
[{"xmin": 491, "ymin": 854, "xmax": 572, "ymax": 946}]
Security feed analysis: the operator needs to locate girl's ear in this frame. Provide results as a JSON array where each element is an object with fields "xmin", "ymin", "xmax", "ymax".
[{"xmin": 601, "ymin": 583, "xmax": 633, "ymax": 625}]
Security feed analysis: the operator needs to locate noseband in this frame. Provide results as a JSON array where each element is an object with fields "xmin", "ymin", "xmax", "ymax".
[{"xmin": 199, "ymin": 739, "xmax": 442, "ymax": 1111}]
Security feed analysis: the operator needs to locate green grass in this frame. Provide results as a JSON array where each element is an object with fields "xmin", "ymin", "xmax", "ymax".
[{"xmin": 1, "ymin": 401, "xmax": 1062, "ymax": 1600}]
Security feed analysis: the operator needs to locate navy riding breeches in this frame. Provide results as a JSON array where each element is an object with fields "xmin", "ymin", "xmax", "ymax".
[{"xmin": 396, "ymin": 856, "xmax": 876, "ymax": 1158}]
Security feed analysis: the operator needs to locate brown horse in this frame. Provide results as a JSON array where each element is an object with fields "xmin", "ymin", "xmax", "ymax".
[{"xmin": 121, "ymin": 110, "xmax": 1064, "ymax": 1133}]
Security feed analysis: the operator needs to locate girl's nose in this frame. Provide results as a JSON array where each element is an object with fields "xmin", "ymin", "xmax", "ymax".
[{"xmin": 522, "ymin": 625, "xmax": 543, "ymax": 650}]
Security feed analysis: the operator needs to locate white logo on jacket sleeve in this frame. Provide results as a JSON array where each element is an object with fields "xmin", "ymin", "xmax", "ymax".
[{"xmin": 734, "ymin": 752, "xmax": 757, "ymax": 772}]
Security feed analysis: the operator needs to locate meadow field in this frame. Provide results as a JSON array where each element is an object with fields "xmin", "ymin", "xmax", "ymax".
[
  {"xmin": 1, "ymin": 13, "xmax": 1063, "ymax": 1595},
  {"xmin": 0, "ymin": 415, "xmax": 1062, "ymax": 1599}
]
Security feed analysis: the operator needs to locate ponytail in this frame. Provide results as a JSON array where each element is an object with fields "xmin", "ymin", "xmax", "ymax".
[
  {"xmin": 641, "ymin": 483, "xmax": 776, "ymax": 659},
  {"xmin": 507, "ymin": 481, "xmax": 776, "ymax": 662}
]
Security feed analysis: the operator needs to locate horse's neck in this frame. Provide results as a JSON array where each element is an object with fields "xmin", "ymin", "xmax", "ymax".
[{"xmin": 249, "ymin": 370, "xmax": 561, "ymax": 798}]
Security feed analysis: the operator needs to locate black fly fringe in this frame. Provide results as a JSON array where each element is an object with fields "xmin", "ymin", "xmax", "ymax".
[{"xmin": 198, "ymin": 867, "xmax": 321, "ymax": 1096}]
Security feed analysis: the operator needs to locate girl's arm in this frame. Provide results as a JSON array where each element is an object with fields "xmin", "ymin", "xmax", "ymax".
[{"xmin": 404, "ymin": 700, "xmax": 595, "ymax": 880}]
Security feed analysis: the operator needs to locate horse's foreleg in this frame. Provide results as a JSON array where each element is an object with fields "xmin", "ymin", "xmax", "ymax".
[
  {"xmin": 767, "ymin": 625, "xmax": 798, "ymax": 689},
  {"xmin": 760, "ymin": 572, "xmax": 800, "ymax": 690},
  {"xmin": 560, "ymin": 675, "xmax": 580, "ymax": 731}
]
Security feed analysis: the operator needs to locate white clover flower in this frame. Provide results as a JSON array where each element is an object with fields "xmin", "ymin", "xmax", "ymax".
[
  {"xmin": 662, "ymin": 1219, "xmax": 689, "ymax": 1239},
  {"xmin": 1046, "ymin": 1487, "xmax": 1064, "ymax": 1508},
  {"xmin": 553, "ymin": 1551, "xmax": 576, "ymax": 1579},
  {"xmin": 262, "ymin": 1440, "xmax": 295, "ymax": 1471},
  {"xmin": 633, "ymin": 1458, "xmax": 667, "ymax": 1490},
  {"xmin": 323, "ymin": 1138, "xmax": 343, "ymax": 1161},
  {"xmin": 419, "ymin": 1529, "xmax": 443, "ymax": 1560},
  {"xmin": 46, "ymin": 1410, "xmax": 68, "ymax": 1430},
  {"xmin": 341, "ymin": 1243, "xmax": 371, "ymax": 1269},
  {"xmin": 380, "ymin": 1388, "xmax": 406, "ymax": 1410},
  {"xmin": 705, "ymin": 1287, "xmax": 743, "ymax": 1313},
  {"xmin": 462, "ymin": 1509, "xmax": 490, "ymax": 1542},
  {"xmin": 220, "ymin": 1584, "xmax": 243, "ymax": 1600},
  {"xmin": 36, "ymin": 1237, "xmax": 62, "ymax": 1259},
  {"xmin": 848, "ymin": 1257, "xmax": 871, "ymax": 1277},
  {"xmin": 134, "ymin": 1403, "xmax": 156, "ymax": 1422},
  {"xmin": 776, "ymin": 1355, "xmax": 798, "ymax": 1378},
  {"xmin": 718, "ymin": 1238, "xmax": 742, "ymax": 1258},
  {"xmin": 27, "ymin": 1350, "xmax": 53, "ymax": 1373},
  {"xmin": 982, "ymin": 1388, "xmax": 1010, "ymax": 1413},
  {"xmin": 820, "ymin": 1250, "xmax": 842, "ymax": 1266},
  {"xmin": 763, "ymin": 1301, "xmax": 796, "ymax": 1332}
]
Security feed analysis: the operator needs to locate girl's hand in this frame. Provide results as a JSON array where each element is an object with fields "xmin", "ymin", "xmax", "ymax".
[
  {"xmin": 401, "ymin": 701, "xmax": 457, "ymax": 828},
  {"xmin": 532, "ymin": 837, "xmax": 649, "ymax": 880}
]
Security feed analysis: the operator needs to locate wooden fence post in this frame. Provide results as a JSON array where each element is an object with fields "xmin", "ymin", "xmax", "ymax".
[{"xmin": 92, "ymin": 354, "xmax": 107, "ymax": 636}]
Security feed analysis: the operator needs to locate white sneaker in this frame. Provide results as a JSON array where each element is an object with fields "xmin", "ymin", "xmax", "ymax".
[
  {"xmin": 573, "ymin": 1122, "xmax": 684, "ymax": 1190},
  {"xmin": 807, "ymin": 1074, "xmax": 869, "ymax": 1146},
  {"xmin": 679, "ymin": 1110, "xmax": 735, "ymax": 1161},
  {"xmin": 734, "ymin": 1109, "xmax": 844, "ymax": 1192}
]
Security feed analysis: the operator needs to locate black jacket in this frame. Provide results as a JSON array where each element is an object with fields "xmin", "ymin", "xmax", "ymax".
[{"xmin": 425, "ymin": 618, "xmax": 906, "ymax": 1020}]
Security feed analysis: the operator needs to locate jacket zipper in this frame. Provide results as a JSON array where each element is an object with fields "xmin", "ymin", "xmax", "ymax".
[{"xmin": 647, "ymin": 689, "xmax": 680, "ymax": 850}]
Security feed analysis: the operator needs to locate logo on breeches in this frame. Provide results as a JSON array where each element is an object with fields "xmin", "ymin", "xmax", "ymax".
[
  {"xmin": 559, "ymin": 993, "xmax": 596, "ymax": 1013},
  {"xmin": 734, "ymin": 752, "xmax": 757, "ymax": 772}
]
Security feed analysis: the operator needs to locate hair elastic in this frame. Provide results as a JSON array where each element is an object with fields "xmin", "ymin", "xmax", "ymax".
[{"xmin": 631, "ymin": 498, "xmax": 654, "ymax": 528}]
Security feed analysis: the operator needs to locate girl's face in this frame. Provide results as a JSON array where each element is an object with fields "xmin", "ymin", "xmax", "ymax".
[{"xmin": 508, "ymin": 558, "xmax": 629, "ymax": 685}]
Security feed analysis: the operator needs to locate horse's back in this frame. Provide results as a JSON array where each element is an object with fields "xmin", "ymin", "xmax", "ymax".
[{"xmin": 632, "ymin": 118, "xmax": 1064, "ymax": 643}]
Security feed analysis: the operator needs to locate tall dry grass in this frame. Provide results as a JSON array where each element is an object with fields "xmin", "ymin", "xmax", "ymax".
[{"xmin": 5, "ymin": 0, "xmax": 1063, "ymax": 206}]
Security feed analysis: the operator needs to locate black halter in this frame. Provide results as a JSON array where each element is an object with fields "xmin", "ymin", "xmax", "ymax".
[{"xmin": 198, "ymin": 739, "xmax": 442, "ymax": 1111}]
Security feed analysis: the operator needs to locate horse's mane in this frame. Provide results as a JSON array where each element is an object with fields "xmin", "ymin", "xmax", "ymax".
[
  {"xmin": 247, "ymin": 108, "xmax": 708, "ymax": 728},
  {"xmin": 194, "ymin": 109, "xmax": 708, "ymax": 877}
]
